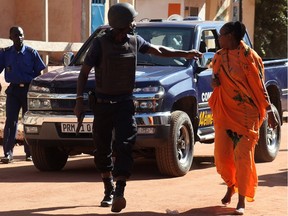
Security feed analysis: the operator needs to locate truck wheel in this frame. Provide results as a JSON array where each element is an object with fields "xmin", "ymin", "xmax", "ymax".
[
  {"xmin": 255, "ymin": 104, "xmax": 281, "ymax": 162},
  {"xmin": 155, "ymin": 111, "xmax": 194, "ymax": 177},
  {"xmin": 30, "ymin": 143, "xmax": 68, "ymax": 171}
]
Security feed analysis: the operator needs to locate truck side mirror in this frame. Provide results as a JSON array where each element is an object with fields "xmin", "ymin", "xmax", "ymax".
[
  {"xmin": 200, "ymin": 52, "xmax": 215, "ymax": 68},
  {"xmin": 196, "ymin": 52, "xmax": 215, "ymax": 74},
  {"xmin": 63, "ymin": 52, "xmax": 75, "ymax": 67}
]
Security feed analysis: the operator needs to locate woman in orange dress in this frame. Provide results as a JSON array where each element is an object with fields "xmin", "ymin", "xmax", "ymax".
[{"xmin": 208, "ymin": 21, "xmax": 275, "ymax": 215}]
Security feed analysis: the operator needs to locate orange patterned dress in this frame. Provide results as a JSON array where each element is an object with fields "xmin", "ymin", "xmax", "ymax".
[{"xmin": 208, "ymin": 41, "xmax": 269, "ymax": 201}]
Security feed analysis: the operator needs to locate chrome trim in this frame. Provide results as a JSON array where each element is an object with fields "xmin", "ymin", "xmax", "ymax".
[
  {"xmin": 134, "ymin": 93, "xmax": 163, "ymax": 100},
  {"xmin": 28, "ymin": 92, "xmax": 89, "ymax": 100},
  {"xmin": 198, "ymin": 133, "xmax": 215, "ymax": 141},
  {"xmin": 133, "ymin": 86, "xmax": 165, "ymax": 99},
  {"xmin": 135, "ymin": 112, "xmax": 171, "ymax": 126},
  {"xmin": 282, "ymin": 88, "xmax": 288, "ymax": 96},
  {"xmin": 23, "ymin": 111, "xmax": 94, "ymax": 126},
  {"xmin": 264, "ymin": 58, "xmax": 288, "ymax": 65},
  {"xmin": 197, "ymin": 126, "xmax": 215, "ymax": 141},
  {"xmin": 23, "ymin": 111, "xmax": 171, "ymax": 127},
  {"xmin": 198, "ymin": 101, "xmax": 209, "ymax": 109}
]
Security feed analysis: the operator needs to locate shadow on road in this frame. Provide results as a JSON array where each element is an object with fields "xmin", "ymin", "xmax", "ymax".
[
  {"xmin": 1, "ymin": 153, "xmax": 286, "ymax": 188},
  {"xmin": 258, "ymin": 168, "xmax": 288, "ymax": 187},
  {"xmin": 0, "ymin": 205, "xmax": 239, "ymax": 216},
  {"xmin": 0, "ymin": 155, "xmax": 215, "ymax": 183}
]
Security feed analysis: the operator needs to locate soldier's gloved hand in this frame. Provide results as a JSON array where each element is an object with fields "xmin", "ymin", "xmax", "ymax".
[
  {"xmin": 187, "ymin": 49, "xmax": 203, "ymax": 60},
  {"xmin": 74, "ymin": 97, "xmax": 85, "ymax": 119}
]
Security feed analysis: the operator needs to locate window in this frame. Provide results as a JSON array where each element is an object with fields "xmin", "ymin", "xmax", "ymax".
[
  {"xmin": 198, "ymin": 29, "xmax": 219, "ymax": 67},
  {"xmin": 92, "ymin": 0, "xmax": 105, "ymax": 4},
  {"xmin": 199, "ymin": 30, "xmax": 219, "ymax": 53},
  {"xmin": 136, "ymin": 27, "xmax": 194, "ymax": 66},
  {"xmin": 189, "ymin": 7, "xmax": 199, "ymax": 16}
]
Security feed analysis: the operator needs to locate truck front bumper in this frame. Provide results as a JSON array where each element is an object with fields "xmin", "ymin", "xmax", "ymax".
[{"xmin": 23, "ymin": 111, "xmax": 171, "ymax": 148}]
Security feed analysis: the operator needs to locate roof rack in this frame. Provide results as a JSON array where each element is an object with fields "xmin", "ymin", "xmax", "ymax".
[
  {"xmin": 149, "ymin": 19, "xmax": 164, "ymax": 22},
  {"xmin": 183, "ymin": 16, "xmax": 203, "ymax": 21},
  {"xmin": 167, "ymin": 14, "xmax": 183, "ymax": 21},
  {"xmin": 146, "ymin": 15, "xmax": 203, "ymax": 23}
]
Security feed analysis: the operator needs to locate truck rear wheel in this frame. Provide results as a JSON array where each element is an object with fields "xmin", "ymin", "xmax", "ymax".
[
  {"xmin": 30, "ymin": 142, "xmax": 68, "ymax": 171},
  {"xmin": 155, "ymin": 111, "xmax": 194, "ymax": 177},
  {"xmin": 255, "ymin": 104, "xmax": 281, "ymax": 162}
]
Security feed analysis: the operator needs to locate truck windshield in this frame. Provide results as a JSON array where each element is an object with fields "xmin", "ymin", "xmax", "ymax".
[
  {"xmin": 73, "ymin": 27, "xmax": 194, "ymax": 67},
  {"xmin": 136, "ymin": 27, "xmax": 193, "ymax": 66}
]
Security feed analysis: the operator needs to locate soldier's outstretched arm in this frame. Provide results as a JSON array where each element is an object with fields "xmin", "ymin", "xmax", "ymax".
[{"xmin": 146, "ymin": 44, "xmax": 202, "ymax": 59}]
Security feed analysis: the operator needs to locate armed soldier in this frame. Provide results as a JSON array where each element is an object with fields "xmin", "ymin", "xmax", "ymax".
[{"xmin": 74, "ymin": 2, "xmax": 202, "ymax": 213}]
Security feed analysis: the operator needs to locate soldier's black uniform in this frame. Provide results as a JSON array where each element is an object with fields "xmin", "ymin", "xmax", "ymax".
[{"xmin": 84, "ymin": 29, "xmax": 150, "ymax": 178}]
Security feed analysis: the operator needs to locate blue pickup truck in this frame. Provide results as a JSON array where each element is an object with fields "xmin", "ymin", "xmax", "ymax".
[{"xmin": 23, "ymin": 20, "xmax": 288, "ymax": 177}]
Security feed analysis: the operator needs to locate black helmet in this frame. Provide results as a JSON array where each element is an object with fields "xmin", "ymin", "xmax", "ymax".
[{"xmin": 108, "ymin": 3, "xmax": 138, "ymax": 29}]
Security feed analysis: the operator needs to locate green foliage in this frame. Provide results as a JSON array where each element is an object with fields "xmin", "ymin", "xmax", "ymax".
[{"xmin": 254, "ymin": 0, "xmax": 287, "ymax": 59}]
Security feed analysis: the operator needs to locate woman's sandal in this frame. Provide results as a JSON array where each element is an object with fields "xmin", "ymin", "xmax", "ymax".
[
  {"xmin": 234, "ymin": 208, "xmax": 245, "ymax": 215},
  {"xmin": 234, "ymin": 194, "xmax": 245, "ymax": 215}
]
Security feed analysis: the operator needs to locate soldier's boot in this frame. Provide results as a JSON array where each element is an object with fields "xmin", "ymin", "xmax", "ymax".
[
  {"xmin": 111, "ymin": 180, "xmax": 126, "ymax": 213},
  {"xmin": 100, "ymin": 177, "xmax": 115, "ymax": 207}
]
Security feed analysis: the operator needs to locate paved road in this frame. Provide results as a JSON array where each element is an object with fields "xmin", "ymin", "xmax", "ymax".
[{"xmin": 0, "ymin": 123, "xmax": 287, "ymax": 216}]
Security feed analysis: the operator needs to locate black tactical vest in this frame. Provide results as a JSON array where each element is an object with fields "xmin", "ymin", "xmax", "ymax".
[{"xmin": 95, "ymin": 32, "xmax": 136, "ymax": 95}]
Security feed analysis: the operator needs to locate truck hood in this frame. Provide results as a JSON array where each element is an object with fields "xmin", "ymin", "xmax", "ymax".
[
  {"xmin": 32, "ymin": 65, "xmax": 190, "ymax": 88},
  {"xmin": 32, "ymin": 66, "xmax": 82, "ymax": 87},
  {"xmin": 136, "ymin": 66, "xmax": 187, "ymax": 81}
]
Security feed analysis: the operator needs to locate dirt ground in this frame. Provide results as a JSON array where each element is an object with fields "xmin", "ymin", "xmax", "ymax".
[{"xmin": 0, "ymin": 122, "xmax": 287, "ymax": 216}]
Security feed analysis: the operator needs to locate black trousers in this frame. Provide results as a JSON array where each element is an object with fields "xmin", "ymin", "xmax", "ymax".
[{"xmin": 92, "ymin": 99, "xmax": 137, "ymax": 178}]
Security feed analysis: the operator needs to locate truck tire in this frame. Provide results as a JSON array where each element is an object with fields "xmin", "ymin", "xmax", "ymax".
[
  {"xmin": 155, "ymin": 111, "xmax": 194, "ymax": 177},
  {"xmin": 255, "ymin": 104, "xmax": 281, "ymax": 162},
  {"xmin": 30, "ymin": 143, "xmax": 68, "ymax": 171}
]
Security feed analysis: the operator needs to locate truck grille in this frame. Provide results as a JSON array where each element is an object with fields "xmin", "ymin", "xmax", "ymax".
[{"xmin": 51, "ymin": 99, "xmax": 91, "ymax": 111}]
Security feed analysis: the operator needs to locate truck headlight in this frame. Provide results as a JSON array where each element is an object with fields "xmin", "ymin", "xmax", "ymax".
[
  {"xmin": 133, "ymin": 86, "xmax": 164, "ymax": 112},
  {"xmin": 29, "ymin": 98, "xmax": 52, "ymax": 110},
  {"xmin": 24, "ymin": 126, "xmax": 39, "ymax": 134},
  {"xmin": 134, "ymin": 86, "xmax": 162, "ymax": 93},
  {"xmin": 30, "ymin": 85, "xmax": 50, "ymax": 93},
  {"xmin": 134, "ymin": 100, "xmax": 160, "ymax": 112}
]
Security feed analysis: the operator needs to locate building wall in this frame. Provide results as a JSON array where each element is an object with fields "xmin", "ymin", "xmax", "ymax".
[
  {"xmin": 0, "ymin": 0, "xmax": 255, "ymax": 41},
  {"xmin": 135, "ymin": 0, "xmax": 185, "ymax": 21},
  {"xmin": 0, "ymin": 0, "xmax": 16, "ymax": 38},
  {"xmin": 133, "ymin": 0, "xmax": 255, "ymax": 42},
  {"xmin": 48, "ymin": 0, "xmax": 82, "ymax": 42},
  {"xmin": 184, "ymin": 0, "xmax": 206, "ymax": 20},
  {"xmin": 242, "ymin": 0, "xmax": 255, "ymax": 42},
  {"xmin": 0, "ymin": 0, "xmax": 256, "ymax": 63},
  {"xmin": 0, "ymin": 0, "xmax": 86, "ymax": 42},
  {"xmin": 14, "ymin": 0, "xmax": 44, "ymax": 40},
  {"xmin": 0, "ymin": 0, "xmax": 91, "ymax": 64},
  {"xmin": 205, "ymin": 0, "xmax": 255, "ymax": 42}
]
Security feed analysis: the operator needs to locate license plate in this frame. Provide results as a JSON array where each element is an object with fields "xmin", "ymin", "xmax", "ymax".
[{"xmin": 61, "ymin": 123, "xmax": 93, "ymax": 133}]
